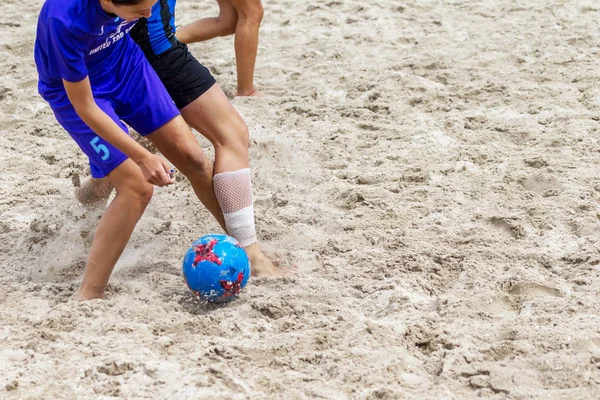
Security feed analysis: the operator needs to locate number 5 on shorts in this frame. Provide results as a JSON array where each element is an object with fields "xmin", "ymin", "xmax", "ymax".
[{"xmin": 90, "ymin": 136, "xmax": 110, "ymax": 161}]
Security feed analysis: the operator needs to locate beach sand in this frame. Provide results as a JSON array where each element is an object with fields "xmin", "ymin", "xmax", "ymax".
[{"xmin": 1, "ymin": 0, "xmax": 599, "ymax": 398}]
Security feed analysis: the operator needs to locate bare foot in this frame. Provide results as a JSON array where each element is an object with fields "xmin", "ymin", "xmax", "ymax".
[
  {"xmin": 74, "ymin": 175, "xmax": 113, "ymax": 208},
  {"xmin": 245, "ymin": 243, "xmax": 296, "ymax": 277}
]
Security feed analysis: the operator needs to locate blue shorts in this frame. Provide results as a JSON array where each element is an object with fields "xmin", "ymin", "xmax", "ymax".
[{"xmin": 46, "ymin": 55, "xmax": 180, "ymax": 178}]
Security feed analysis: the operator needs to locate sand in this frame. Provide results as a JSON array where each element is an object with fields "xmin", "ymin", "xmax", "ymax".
[{"xmin": 1, "ymin": 0, "xmax": 600, "ymax": 398}]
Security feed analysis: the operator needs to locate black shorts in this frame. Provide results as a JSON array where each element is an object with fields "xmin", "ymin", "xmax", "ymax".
[{"xmin": 147, "ymin": 41, "xmax": 216, "ymax": 110}]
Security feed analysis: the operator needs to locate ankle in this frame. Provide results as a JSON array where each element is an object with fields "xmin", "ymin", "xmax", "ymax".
[
  {"xmin": 75, "ymin": 285, "xmax": 105, "ymax": 301},
  {"xmin": 244, "ymin": 243, "xmax": 262, "ymax": 258},
  {"xmin": 237, "ymin": 88, "xmax": 256, "ymax": 97}
]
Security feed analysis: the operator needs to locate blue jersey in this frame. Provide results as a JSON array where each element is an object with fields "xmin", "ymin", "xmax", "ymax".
[
  {"xmin": 131, "ymin": 0, "xmax": 178, "ymax": 58},
  {"xmin": 34, "ymin": 0, "xmax": 139, "ymax": 98}
]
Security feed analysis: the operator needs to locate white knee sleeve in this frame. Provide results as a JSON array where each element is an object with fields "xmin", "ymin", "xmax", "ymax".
[{"xmin": 213, "ymin": 168, "xmax": 257, "ymax": 247}]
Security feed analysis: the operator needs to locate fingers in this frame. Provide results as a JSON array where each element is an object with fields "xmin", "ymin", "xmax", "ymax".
[
  {"xmin": 160, "ymin": 159, "xmax": 176, "ymax": 186},
  {"xmin": 142, "ymin": 156, "xmax": 176, "ymax": 187},
  {"xmin": 161, "ymin": 160, "xmax": 177, "ymax": 182},
  {"xmin": 156, "ymin": 171, "xmax": 175, "ymax": 187},
  {"xmin": 145, "ymin": 169, "xmax": 172, "ymax": 187},
  {"xmin": 154, "ymin": 168, "xmax": 175, "ymax": 187}
]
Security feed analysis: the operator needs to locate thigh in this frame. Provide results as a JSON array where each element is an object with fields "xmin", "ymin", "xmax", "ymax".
[
  {"xmin": 180, "ymin": 83, "xmax": 247, "ymax": 148},
  {"xmin": 106, "ymin": 158, "xmax": 150, "ymax": 193},
  {"xmin": 144, "ymin": 115, "xmax": 207, "ymax": 171},
  {"xmin": 151, "ymin": 43, "xmax": 217, "ymax": 110},
  {"xmin": 52, "ymin": 99, "xmax": 129, "ymax": 178},
  {"xmin": 115, "ymin": 57, "xmax": 181, "ymax": 136}
]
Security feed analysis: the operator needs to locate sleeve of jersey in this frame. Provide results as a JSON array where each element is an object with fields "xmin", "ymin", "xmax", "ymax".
[{"xmin": 46, "ymin": 18, "xmax": 88, "ymax": 83}]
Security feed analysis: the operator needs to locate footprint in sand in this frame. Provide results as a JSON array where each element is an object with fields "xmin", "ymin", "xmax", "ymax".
[
  {"xmin": 475, "ymin": 295, "xmax": 519, "ymax": 316},
  {"xmin": 502, "ymin": 281, "xmax": 563, "ymax": 298},
  {"xmin": 518, "ymin": 175, "xmax": 561, "ymax": 196},
  {"xmin": 489, "ymin": 217, "xmax": 523, "ymax": 239}
]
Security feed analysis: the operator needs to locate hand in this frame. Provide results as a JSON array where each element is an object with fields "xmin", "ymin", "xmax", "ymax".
[{"xmin": 137, "ymin": 153, "xmax": 175, "ymax": 187}]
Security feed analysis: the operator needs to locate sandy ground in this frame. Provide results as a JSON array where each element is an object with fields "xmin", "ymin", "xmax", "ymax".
[{"xmin": 1, "ymin": 0, "xmax": 600, "ymax": 398}]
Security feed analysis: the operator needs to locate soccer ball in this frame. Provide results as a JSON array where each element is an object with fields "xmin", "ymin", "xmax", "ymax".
[{"xmin": 182, "ymin": 234, "xmax": 251, "ymax": 302}]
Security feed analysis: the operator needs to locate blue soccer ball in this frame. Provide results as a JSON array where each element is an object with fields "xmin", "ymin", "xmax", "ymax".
[{"xmin": 182, "ymin": 234, "xmax": 251, "ymax": 302}]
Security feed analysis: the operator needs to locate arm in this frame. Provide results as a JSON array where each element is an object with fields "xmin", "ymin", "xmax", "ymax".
[{"xmin": 63, "ymin": 77, "xmax": 174, "ymax": 186}]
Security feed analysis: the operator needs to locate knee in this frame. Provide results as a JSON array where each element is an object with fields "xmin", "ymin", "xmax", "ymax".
[
  {"xmin": 127, "ymin": 182, "xmax": 154, "ymax": 207},
  {"xmin": 218, "ymin": 120, "xmax": 250, "ymax": 155},
  {"xmin": 237, "ymin": 3, "xmax": 263, "ymax": 26},
  {"xmin": 247, "ymin": 4, "xmax": 264, "ymax": 24},
  {"xmin": 179, "ymin": 149, "xmax": 214, "ymax": 180},
  {"xmin": 235, "ymin": 122, "xmax": 250, "ymax": 150}
]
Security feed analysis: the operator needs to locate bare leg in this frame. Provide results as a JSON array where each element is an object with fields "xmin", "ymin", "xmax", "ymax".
[
  {"xmin": 180, "ymin": 84, "xmax": 291, "ymax": 276},
  {"xmin": 74, "ymin": 92, "xmax": 291, "ymax": 277},
  {"xmin": 230, "ymin": 0, "xmax": 263, "ymax": 96},
  {"xmin": 78, "ymin": 118, "xmax": 228, "ymax": 231},
  {"xmin": 146, "ymin": 116, "xmax": 227, "ymax": 231},
  {"xmin": 176, "ymin": 0, "xmax": 238, "ymax": 43},
  {"xmin": 74, "ymin": 160, "xmax": 154, "ymax": 301}
]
